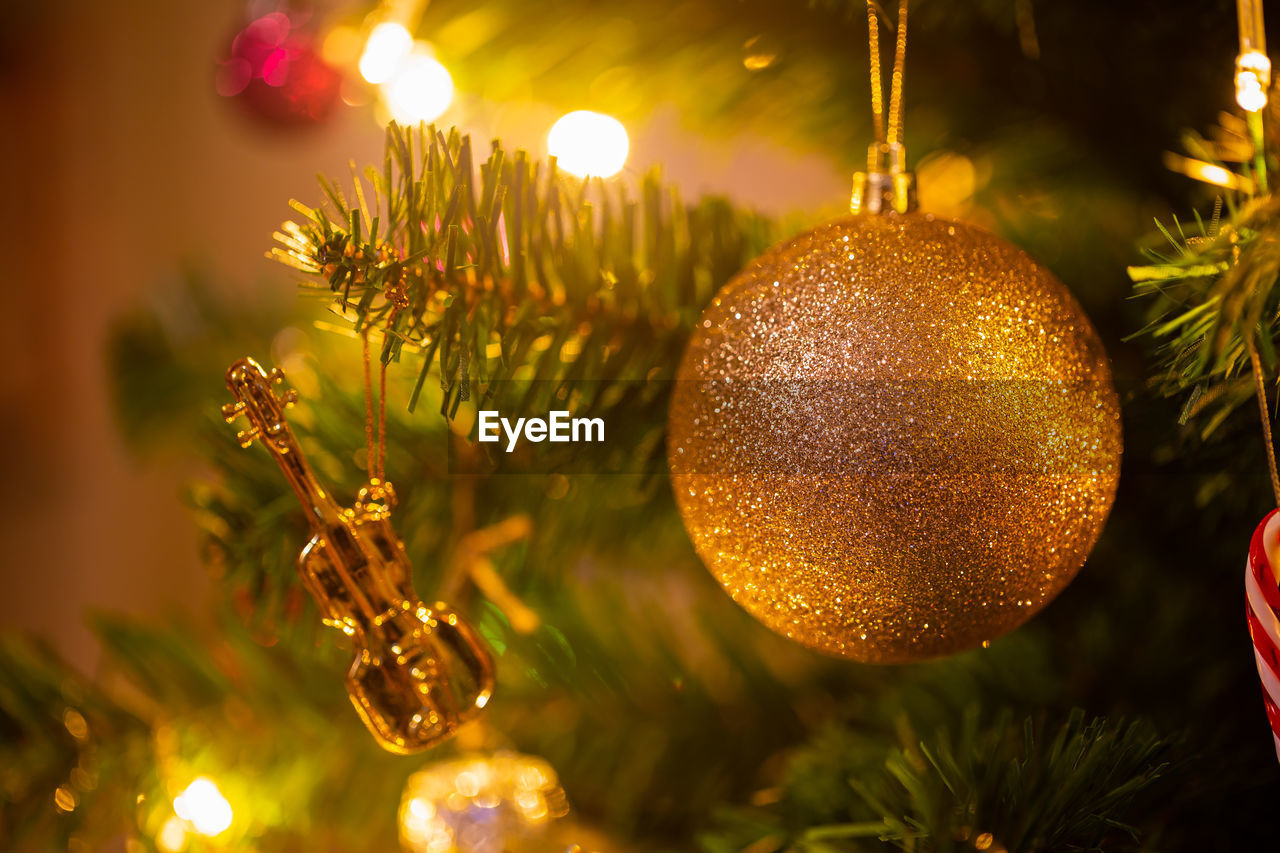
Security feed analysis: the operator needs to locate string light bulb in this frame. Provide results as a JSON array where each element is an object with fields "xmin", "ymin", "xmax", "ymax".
[
  {"xmin": 173, "ymin": 777, "xmax": 233, "ymax": 837},
  {"xmin": 1236, "ymin": 0, "xmax": 1270, "ymax": 112},
  {"xmin": 384, "ymin": 49, "xmax": 454, "ymax": 124},
  {"xmin": 360, "ymin": 22, "xmax": 414, "ymax": 84},
  {"xmin": 547, "ymin": 111, "xmax": 629, "ymax": 178},
  {"xmin": 1237, "ymin": 52, "xmax": 1271, "ymax": 112}
]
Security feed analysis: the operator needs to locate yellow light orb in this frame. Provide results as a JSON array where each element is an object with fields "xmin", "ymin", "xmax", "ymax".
[
  {"xmin": 1237, "ymin": 71, "xmax": 1269, "ymax": 112},
  {"xmin": 1236, "ymin": 50, "xmax": 1271, "ymax": 112},
  {"xmin": 360, "ymin": 22, "xmax": 414, "ymax": 84},
  {"xmin": 384, "ymin": 50, "xmax": 454, "ymax": 125},
  {"xmin": 173, "ymin": 777, "xmax": 233, "ymax": 837},
  {"xmin": 547, "ymin": 111, "xmax": 629, "ymax": 178},
  {"xmin": 157, "ymin": 817, "xmax": 188, "ymax": 852}
]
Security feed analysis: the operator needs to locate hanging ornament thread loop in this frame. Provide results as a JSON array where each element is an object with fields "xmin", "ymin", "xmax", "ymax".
[
  {"xmin": 867, "ymin": 1, "xmax": 886, "ymax": 145},
  {"xmin": 853, "ymin": 0, "xmax": 915, "ymax": 215},
  {"xmin": 886, "ymin": 0, "xmax": 909, "ymax": 147}
]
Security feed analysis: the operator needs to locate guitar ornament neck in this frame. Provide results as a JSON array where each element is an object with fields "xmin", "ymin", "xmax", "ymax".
[{"xmin": 273, "ymin": 439, "xmax": 347, "ymax": 530}]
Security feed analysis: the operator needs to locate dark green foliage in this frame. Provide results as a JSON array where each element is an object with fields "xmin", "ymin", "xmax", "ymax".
[
  {"xmin": 1128, "ymin": 105, "xmax": 1280, "ymax": 438},
  {"xmin": 1129, "ymin": 192, "xmax": 1280, "ymax": 438},
  {"xmin": 0, "ymin": 638, "xmax": 151, "ymax": 853},
  {"xmin": 706, "ymin": 710, "xmax": 1173, "ymax": 853}
]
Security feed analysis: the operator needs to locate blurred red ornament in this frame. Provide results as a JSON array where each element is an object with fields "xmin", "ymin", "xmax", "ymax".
[{"xmin": 216, "ymin": 9, "xmax": 342, "ymax": 129}]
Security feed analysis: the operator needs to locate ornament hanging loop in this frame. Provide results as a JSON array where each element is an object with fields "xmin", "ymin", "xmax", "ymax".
[{"xmin": 852, "ymin": 0, "xmax": 915, "ymax": 215}]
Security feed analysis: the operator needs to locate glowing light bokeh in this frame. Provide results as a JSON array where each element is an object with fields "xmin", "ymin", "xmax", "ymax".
[
  {"xmin": 399, "ymin": 753, "xmax": 568, "ymax": 853},
  {"xmin": 157, "ymin": 816, "xmax": 188, "ymax": 852},
  {"xmin": 384, "ymin": 50, "xmax": 454, "ymax": 124},
  {"xmin": 1236, "ymin": 50, "xmax": 1271, "ymax": 112},
  {"xmin": 1237, "ymin": 71, "xmax": 1268, "ymax": 112},
  {"xmin": 360, "ymin": 22, "xmax": 414, "ymax": 84},
  {"xmin": 322, "ymin": 25, "xmax": 362, "ymax": 66},
  {"xmin": 173, "ymin": 777, "xmax": 233, "ymax": 837},
  {"xmin": 547, "ymin": 111, "xmax": 629, "ymax": 178}
]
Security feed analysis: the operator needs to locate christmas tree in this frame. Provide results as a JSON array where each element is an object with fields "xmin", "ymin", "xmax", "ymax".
[{"xmin": 3, "ymin": 1, "xmax": 1279, "ymax": 851}]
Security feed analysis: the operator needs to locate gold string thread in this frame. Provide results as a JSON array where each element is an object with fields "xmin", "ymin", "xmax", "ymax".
[
  {"xmin": 852, "ymin": 0, "xmax": 915, "ymax": 215},
  {"xmin": 1249, "ymin": 338, "xmax": 1280, "ymax": 507}
]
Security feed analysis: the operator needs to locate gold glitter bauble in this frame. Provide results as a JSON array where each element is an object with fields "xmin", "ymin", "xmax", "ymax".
[{"xmin": 668, "ymin": 213, "xmax": 1121, "ymax": 663}]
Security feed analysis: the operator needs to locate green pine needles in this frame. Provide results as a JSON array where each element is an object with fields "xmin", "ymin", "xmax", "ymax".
[
  {"xmin": 1129, "ymin": 113, "xmax": 1280, "ymax": 438},
  {"xmin": 708, "ymin": 709, "xmax": 1173, "ymax": 853},
  {"xmin": 271, "ymin": 123, "xmax": 771, "ymax": 428}
]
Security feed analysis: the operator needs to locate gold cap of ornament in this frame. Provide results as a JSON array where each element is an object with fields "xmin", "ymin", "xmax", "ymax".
[{"xmin": 850, "ymin": 141, "xmax": 917, "ymax": 215}]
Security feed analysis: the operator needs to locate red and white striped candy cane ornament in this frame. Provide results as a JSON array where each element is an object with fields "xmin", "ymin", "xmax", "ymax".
[{"xmin": 1245, "ymin": 508, "xmax": 1280, "ymax": 762}]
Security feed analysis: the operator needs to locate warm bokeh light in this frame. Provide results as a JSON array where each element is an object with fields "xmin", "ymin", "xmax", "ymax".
[
  {"xmin": 157, "ymin": 816, "xmax": 188, "ymax": 852},
  {"xmin": 1236, "ymin": 0, "xmax": 1269, "ymax": 112},
  {"xmin": 1236, "ymin": 51, "xmax": 1271, "ymax": 112},
  {"xmin": 384, "ymin": 50, "xmax": 454, "ymax": 124},
  {"xmin": 547, "ymin": 111, "xmax": 629, "ymax": 178},
  {"xmin": 1237, "ymin": 72, "xmax": 1268, "ymax": 112},
  {"xmin": 173, "ymin": 777, "xmax": 233, "ymax": 837},
  {"xmin": 399, "ymin": 753, "xmax": 568, "ymax": 853},
  {"xmin": 53, "ymin": 785, "xmax": 77, "ymax": 813},
  {"xmin": 360, "ymin": 22, "xmax": 414, "ymax": 84},
  {"xmin": 916, "ymin": 150, "xmax": 977, "ymax": 218},
  {"xmin": 1162, "ymin": 152, "xmax": 1251, "ymax": 191},
  {"xmin": 322, "ymin": 25, "xmax": 362, "ymax": 66}
]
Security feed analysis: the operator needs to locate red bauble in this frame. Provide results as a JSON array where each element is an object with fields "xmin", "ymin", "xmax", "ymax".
[{"xmin": 216, "ymin": 10, "xmax": 342, "ymax": 129}]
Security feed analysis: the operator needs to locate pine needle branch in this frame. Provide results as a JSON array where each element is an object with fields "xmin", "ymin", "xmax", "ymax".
[
  {"xmin": 1130, "ymin": 105, "xmax": 1280, "ymax": 438},
  {"xmin": 708, "ymin": 708, "xmax": 1176, "ymax": 853},
  {"xmin": 271, "ymin": 122, "xmax": 773, "ymax": 438}
]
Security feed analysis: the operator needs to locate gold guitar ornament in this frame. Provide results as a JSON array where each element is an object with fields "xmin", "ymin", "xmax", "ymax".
[{"xmin": 223, "ymin": 357, "xmax": 494, "ymax": 754}]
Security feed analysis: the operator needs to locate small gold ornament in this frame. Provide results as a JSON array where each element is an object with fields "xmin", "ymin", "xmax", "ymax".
[
  {"xmin": 668, "ymin": 213, "xmax": 1121, "ymax": 662},
  {"xmin": 399, "ymin": 751, "xmax": 571, "ymax": 852},
  {"xmin": 224, "ymin": 357, "xmax": 494, "ymax": 752}
]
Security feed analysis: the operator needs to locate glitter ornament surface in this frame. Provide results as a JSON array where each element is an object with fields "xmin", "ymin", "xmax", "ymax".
[{"xmin": 668, "ymin": 213, "xmax": 1121, "ymax": 662}]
